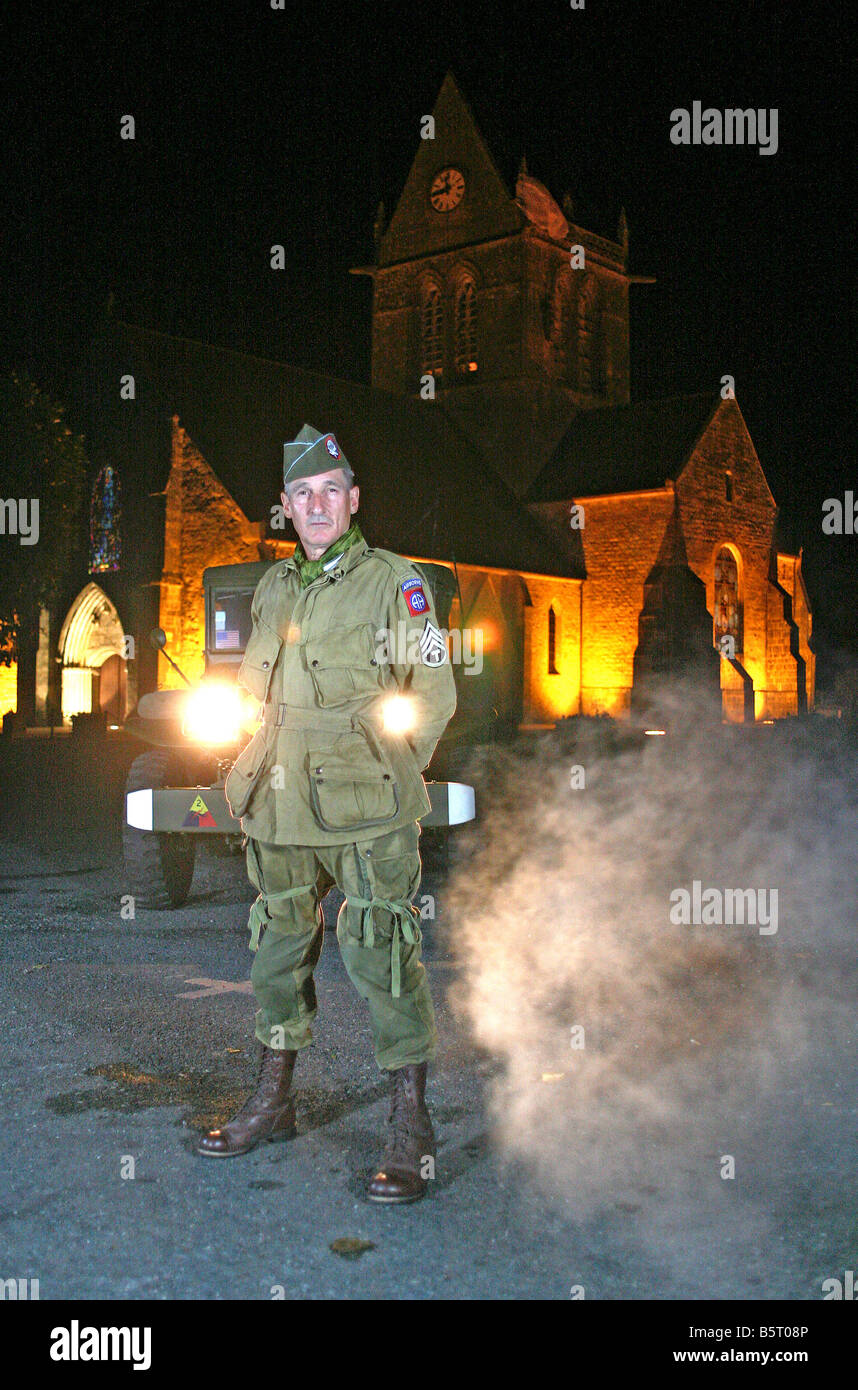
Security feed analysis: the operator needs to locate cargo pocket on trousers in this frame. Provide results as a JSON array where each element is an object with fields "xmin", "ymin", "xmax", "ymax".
[
  {"xmin": 245, "ymin": 841, "xmax": 316, "ymax": 953},
  {"xmin": 348, "ymin": 834, "xmax": 423, "ymax": 998}
]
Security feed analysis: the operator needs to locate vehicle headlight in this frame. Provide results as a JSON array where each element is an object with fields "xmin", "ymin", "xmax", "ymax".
[
  {"xmin": 380, "ymin": 693, "xmax": 417, "ymax": 735},
  {"xmin": 182, "ymin": 685, "xmax": 252, "ymax": 745}
]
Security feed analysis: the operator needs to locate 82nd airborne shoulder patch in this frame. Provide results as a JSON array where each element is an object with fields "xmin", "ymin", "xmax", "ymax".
[
  {"xmin": 419, "ymin": 619, "xmax": 448, "ymax": 666},
  {"xmin": 401, "ymin": 575, "xmax": 428, "ymax": 616}
]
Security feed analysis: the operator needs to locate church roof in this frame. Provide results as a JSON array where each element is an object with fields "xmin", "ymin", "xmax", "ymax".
[
  {"xmin": 525, "ymin": 393, "xmax": 719, "ymax": 501},
  {"xmin": 111, "ymin": 321, "xmax": 576, "ymax": 578}
]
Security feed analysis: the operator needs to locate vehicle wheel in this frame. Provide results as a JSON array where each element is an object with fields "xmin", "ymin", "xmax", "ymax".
[{"xmin": 123, "ymin": 749, "xmax": 197, "ymax": 909}]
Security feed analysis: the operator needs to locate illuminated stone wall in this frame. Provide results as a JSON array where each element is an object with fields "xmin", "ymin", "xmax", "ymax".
[
  {"xmin": 575, "ymin": 490, "xmax": 676, "ymax": 717},
  {"xmin": 158, "ymin": 417, "xmax": 291, "ymax": 688},
  {"xmin": 526, "ymin": 400, "xmax": 814, "ymax": 722},
  {"xmin": 676, "ymin": 398, "xmax": 813, "ymax": 719},
  {"xmin": 762, "ymin": 552, "xmax": 815, "ymax": 717},
  {"xmin": 522, "ymin": 574, "xmax": 583, "ymax": 723},
  {"xmin": 0, "ymin": 661, "xmax": 16, "ymax": 717},
  {"xmin": 676, "ymin": 399, "xmax": 773, "ymax": 715}
]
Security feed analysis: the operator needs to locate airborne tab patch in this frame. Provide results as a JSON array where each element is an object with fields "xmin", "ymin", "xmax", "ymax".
[{"xmin": 401, "ymin": 575, "xmax": 428, "ymax": 616}]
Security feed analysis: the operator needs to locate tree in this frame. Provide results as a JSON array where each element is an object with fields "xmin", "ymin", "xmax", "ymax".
[{"xmin": 0, "ymin": 372, "xmax": 88, "ymax": 723}]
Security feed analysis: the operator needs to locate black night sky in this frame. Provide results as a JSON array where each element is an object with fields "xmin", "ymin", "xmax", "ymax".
[{"xmin": 1, "ymin": 0, "xmax": 854, "ymax": 683}]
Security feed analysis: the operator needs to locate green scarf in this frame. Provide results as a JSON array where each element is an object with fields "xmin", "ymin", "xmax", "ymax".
[{"xmin": 293, "ymin": 519, "xmax": 365, "ymax": 587}]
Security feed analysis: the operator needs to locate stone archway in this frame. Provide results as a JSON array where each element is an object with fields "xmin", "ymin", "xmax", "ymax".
[{"xmin": 58, "ymin": 584, "xmax": 127, "ymax": 722}]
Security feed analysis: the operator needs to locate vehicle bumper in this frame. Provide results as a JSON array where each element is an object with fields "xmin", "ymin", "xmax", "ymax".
[{"xmin": 126, "ymin": 781, "xmax": 475, "ymax": 833}]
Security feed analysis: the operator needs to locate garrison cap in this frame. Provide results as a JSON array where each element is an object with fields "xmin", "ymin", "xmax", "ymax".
[{"xmin": 283, "ymin": 423, "xmax": 350, "ymax": 486}]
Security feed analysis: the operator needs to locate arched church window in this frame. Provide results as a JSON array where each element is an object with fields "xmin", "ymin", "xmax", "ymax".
[
  {"xmin": 89, "ymin": 465, "xmax": 121, "ymax": 574},
  {"xmin": 454, "ymin": 277, "xmax": 478, "ymax": 374},
  {"xmin": 713, "ymin": 547, "xmax": 741, "ymax": 653},
  {"xmin": 548, "ymin": 604, "xmax": 559, "ymax": 674},
  {"xmin": 577, "ymin": 275, "xmax": 604, "ymax": 395},
  {"xmin": 420, "ymin": 283, "xmax": 444, "ymax": 378}
]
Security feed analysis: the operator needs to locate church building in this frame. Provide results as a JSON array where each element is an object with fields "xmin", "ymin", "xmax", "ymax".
[{"xmin": 5, "ymin": 73, "xmax": 813, "ymax": 731}]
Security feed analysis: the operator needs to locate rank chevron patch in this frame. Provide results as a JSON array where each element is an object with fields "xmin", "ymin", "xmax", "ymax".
[{"xmin": 418, "ymin": 619, "xmax": 448, "ymax": 666}]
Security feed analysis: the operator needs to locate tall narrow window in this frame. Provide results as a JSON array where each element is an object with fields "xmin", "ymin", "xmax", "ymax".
[
  {"xmin": 454, "ymin": 277, "xmax": 478, "ymax": 373},
  {"xmin": 713, "ymin": 547, "xmax": 741, "ymax": 653},
  {"xmin": 725, "ymin": 470, "xmax": 733, "ymax": 502},
  {"xmin": 420, "ymin": 283, "xmax": 444, "ymax": 378},
  {"xmin": 89, "ymin": 466, "xmax": 121, "ymax": 574},
  {"xmin": 548, "ymin": 605, "xmax": 559, "ymax": 674}
]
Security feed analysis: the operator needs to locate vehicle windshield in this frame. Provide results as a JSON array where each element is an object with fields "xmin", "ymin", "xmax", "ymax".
[{"xmin": 210, "ymin": 589, "xmax": 255, "ymax": 654}]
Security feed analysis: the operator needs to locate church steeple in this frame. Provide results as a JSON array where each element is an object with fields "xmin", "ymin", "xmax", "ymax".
[
  {"xmin": 372, "ymin": 70, "xmax": 522, "ymax": 272},
  {"xmin": 366, "ymin": 72, "xmax": 633, "ymax": 494}
]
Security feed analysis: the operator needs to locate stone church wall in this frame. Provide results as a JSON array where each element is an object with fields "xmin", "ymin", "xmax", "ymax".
[
  {"xmin": 675, "ymin": 399, "xmax": 812, "ymax": 716},
  {"xmin": 676, "ymin": 401, "xmax": 776, "ymax": 712},
  {"xmin": 522, "ymin": 572, "xmax": 583, "ymax": 722},
  {"xmin": 578, "ymin": 490, "xmax": 676, "ymax": 716},
  {"xmin": 0, "ymin": 661, "xmax": 16, "ymax": 718},
  {"xmin": 158, "ymin": 419, "xmax": 265, "ymax": 686}
]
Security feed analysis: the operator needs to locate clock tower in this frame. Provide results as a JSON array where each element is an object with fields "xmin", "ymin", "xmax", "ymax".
[{"xmin": 357, "ymin": 72, "xmax": 635, "ymax": 498}]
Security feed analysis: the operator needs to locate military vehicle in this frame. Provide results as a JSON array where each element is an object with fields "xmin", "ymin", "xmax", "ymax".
[{"xmin": 123, "ymin": 559, "xmax": 475, "ymax": 908}]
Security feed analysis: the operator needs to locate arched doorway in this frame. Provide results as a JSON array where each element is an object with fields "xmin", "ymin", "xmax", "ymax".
[{"xmin": 58, "ymin": 584, "xmax": 127, "ymax": 722}]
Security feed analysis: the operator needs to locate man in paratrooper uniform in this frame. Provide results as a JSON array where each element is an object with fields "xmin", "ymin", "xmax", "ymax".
[{"xmin": 197, "ymin": 424, "xmax": 457, "ymax": 1203}]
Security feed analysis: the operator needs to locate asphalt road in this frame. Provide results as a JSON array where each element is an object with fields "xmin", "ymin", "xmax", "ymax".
[
  {"xmin": 2, "ymin": 826, "xmax": 574, "ymax": 1300},
  {"xmin": 0, "ymin": 737, "xmax": 856, "ymax": 1301}
]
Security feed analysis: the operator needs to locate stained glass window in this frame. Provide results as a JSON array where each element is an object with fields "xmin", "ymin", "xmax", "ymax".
[
  {"xmin": 713, "ymin": 547, "xmax": 741, "ymax": 652},
  {"xmin": 89, "ymin": 465, "xmax": 121, "ymax": 574}
]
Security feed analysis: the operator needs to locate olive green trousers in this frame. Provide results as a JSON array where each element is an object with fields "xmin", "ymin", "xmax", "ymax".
[{"xmin": 245, "ymin": 823, "xmax": 437, "ymax": 1070}]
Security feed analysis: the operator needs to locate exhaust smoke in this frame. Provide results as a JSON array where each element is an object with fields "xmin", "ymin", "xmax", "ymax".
[{"xmin": 443, "ymin": 690, "xmax": 857, "ymax": 1288}]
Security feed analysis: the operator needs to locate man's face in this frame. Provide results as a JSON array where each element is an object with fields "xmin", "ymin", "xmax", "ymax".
[{"xmin": 281, "ymin": 468, "xmax": 359, "ymax": 561}]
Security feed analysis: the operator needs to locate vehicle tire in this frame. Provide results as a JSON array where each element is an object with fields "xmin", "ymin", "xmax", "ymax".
[{"xmin": 123, "ymin": 749, "xmax": 197, "ymax": 909}]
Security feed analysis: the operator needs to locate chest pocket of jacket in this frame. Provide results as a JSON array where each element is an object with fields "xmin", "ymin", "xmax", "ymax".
[
  {"xmin": 307, "ymin": 731, "xmax": 399, "ymax": 832},
  {"xmin": 303, "ymin": 625, "xmax": 380, "ymax": 708},
  {"xmin": 238, "ymin": 625, "xmax": 284, "ymax": 704}
]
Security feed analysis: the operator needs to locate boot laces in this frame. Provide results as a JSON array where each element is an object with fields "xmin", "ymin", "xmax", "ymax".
[
  {"xmin": 384, "ymin": 1070, "xmax": 419, "ymax": 1162},
  {"xmin": 231, "ymin": 1048, "xmax": 286, "ymax": 1120}
]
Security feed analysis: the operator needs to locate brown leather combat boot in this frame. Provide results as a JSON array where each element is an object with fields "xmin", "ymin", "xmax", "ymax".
[
  {"xmin": 197, "ymin": 1044, "xmax": 298, "ymax": 1157},
  {"xmin": 367, "ymin": 1063, "xmax": 436, "ymax": 1203}
]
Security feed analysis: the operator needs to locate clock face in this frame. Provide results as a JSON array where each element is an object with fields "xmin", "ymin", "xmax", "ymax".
[{"xmin": 429, "ymin": 167, "xmax": 466, "ymax": 212}]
